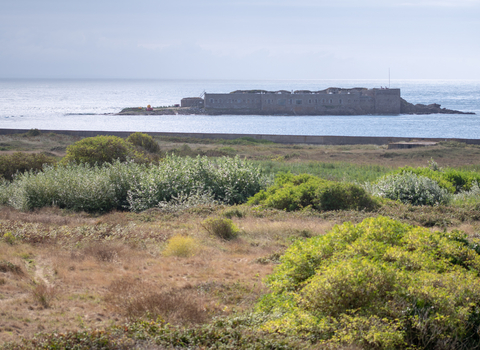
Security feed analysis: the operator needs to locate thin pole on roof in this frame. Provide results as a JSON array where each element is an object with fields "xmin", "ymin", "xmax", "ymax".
[{"xmin": 389, "ymin": 68, "xmax": 391, "ymax": 89}]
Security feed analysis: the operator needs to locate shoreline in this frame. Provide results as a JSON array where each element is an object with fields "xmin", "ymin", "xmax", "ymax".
[{"xmin": 2, "ymin": 128, "xmax": 480, "ymax": 146}]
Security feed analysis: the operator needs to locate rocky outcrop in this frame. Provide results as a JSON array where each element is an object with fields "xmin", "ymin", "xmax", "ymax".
[
  {"xmin": 118, "ymin": 99, "xmax": 475, "ymax": 116},
  {"xmin": 400, "ymin": 98, "xmax": 474, "ymax": 115},
  {"xmin": 118, "ymin": 107, "xmax": 204, "ymax": 115}
]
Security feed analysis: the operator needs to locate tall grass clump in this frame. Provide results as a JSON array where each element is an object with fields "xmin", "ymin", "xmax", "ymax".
[
  {"xmin": 255, "ymin": 216, "xmax": 480, "ymax": 350},
  {"xmin": 127, "ymin": 155, "xmax": 267, "ymax": 212},
  {"xmin": 201, "ymin": 217, "xmax": 239, "ymax": 240},
  {"xmin": 248, "ymin": 172, "xmax": 376, "ymax": 212},
  {"xmin": 370, "ymin": 172, "xmax": 450, "ymax": 206}
]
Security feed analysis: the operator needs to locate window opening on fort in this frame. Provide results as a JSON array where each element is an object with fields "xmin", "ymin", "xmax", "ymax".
[{"xmin": 296, "ymin": 99, "xmax": 302, "ymax": 105}]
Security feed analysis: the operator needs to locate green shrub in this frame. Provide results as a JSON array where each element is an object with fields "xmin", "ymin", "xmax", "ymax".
[
  {"xmin": 7, "ymin": 161, "xmax": 145, "ymax": 212},
  {"xmin": 371, "ymin": 172, "xmax": 450, "ymax": 206},
  {"xmin": 0, "ymin": 152, "xmax": 57, "ymax": 181},
  {"xmin": 127, "ymin": 155, "xmax": 267, "ymax": 211},
  {"xmin": 201, "ymin": 217, "xmax": 239, "ymax": 240},
  {"xmin": 255, "ymin": 216, "xmax": 480, "ymax": 349},
  {"xmin": 126, "ymin": 132, "xmax": 160, "ymax": 154},
  {"xmin": 26, "ymin": 128, "xmax": 41, "ymax": 137},
  {"xmin": 248, "ymin": 173, "xmax": 376, "ymax": 212},
  {"xmin": 394, "ymin": 165, "xmax": 480, "ymax": 193},
  {"xmin": 451, "ymin": 181, "xmax": 480, "ymax": 207},
  {"xmin": 2, "ymin": 155, "xmax": 265, "ymax": 213},
  {"xmin": 61, "ymin": 135, "xmax": 146, "ymax": 166}
]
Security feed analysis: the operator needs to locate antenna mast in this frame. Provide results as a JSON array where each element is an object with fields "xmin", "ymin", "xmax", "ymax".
[{"xmin": 389, "ymin": 68, "xmax": 391, "ymax": 88}]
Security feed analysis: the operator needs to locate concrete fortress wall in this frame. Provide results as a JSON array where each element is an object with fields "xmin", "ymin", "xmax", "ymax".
[{"xmin": 204, "ymin": 88, "xmax": 401, "ymax": 115}]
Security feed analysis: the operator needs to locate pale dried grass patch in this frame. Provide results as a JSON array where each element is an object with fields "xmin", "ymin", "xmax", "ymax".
[
  {"xmin": 0, "ymin": 206, "xmax": 96, "ymax": 226},
  {"xmin": 105, "ymin": 278, "xmax": 208, "ymax": 325},
  {"xmin": 30, "ymin": 282, "xmax": 59, "ymax": 308},
  {"xmin": 239, "ymin": 216, "xmax": 332, "ymax": 245},
  {"xmin": 83, "ymin": 242, "xmax": 124, "ymax": 263}
]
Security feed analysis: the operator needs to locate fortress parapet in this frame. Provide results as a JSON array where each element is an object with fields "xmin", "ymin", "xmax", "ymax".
[
  {"xmin": 202, "ymin": 87, "xmax": 401, "ymax": 115},
  {"xmin": 181, "ymin": 97, "xmax": 204, "ymax": 108}
]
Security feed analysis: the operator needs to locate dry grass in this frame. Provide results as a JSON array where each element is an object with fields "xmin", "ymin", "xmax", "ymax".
[
  {"xmin": 0, "ymin": 207, "xmax": 286, "ymax": 343},
  {"xmin": 30, "ymin": 282, "xmax": 58, "ymax": 309},
  {"xmin": 105, "ymin": 278, "xmax": 208, "ymax": 324}
]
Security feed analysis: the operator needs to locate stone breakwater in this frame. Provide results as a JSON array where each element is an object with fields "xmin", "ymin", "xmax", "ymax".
[{"xmin": 118, "ymin": 98, "xmax": 474, "ymax": 116}]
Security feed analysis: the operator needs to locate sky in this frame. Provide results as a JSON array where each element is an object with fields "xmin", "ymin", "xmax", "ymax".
[{"xmin": 0, "ymin": 0, "xmax": 479, "ymax": 80}]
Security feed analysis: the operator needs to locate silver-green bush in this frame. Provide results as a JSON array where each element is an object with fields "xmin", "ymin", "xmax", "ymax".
[
  {"xmin": 370, "ymin": 172, "xmax": 449, "ymax": 206},
  {"xmin": 127, "ymin": 155, "xmax": 266, "ymax": 212},
  {"xmin": 7, "ymin": 161, "xmax": 145, "ymax": 212},
  {"xmin": 1, "ymin": 155, "xmax": 266, "ymax": 213}
]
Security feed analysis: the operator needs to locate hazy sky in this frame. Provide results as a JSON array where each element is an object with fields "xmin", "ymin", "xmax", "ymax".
[{"xmin": 1, "ymin": 0, "xmax": 479, "ymax": 80}]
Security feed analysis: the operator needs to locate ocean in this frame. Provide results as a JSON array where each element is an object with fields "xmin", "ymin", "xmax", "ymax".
[{"xmin": 0, "ymin": 79, "xmax": 479, "ymax": 139}]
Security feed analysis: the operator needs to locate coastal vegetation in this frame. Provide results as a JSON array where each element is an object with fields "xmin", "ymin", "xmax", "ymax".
[{"xmin": 3, "ymin": 131, "xmax": 480, "ymax": 349}]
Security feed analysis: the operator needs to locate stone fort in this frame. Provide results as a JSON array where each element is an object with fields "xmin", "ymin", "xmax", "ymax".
[{"xmin": 182, "ymin": 87, "xmax": 401, "ymax": 115}]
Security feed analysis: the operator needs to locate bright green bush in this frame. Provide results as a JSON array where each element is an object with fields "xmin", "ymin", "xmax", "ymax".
[
  {"xmin": 126, "ymin": 132, "xmax": 160, "ymax": 154},
  {"xmin": 394, "ymin": 165, "xmax": 480, "ymax": 193},
  {"xmin": 0, "ymin": 152, "xmax": 57, "ymax": 181},
  {"xmin": 255, "ymin": 216, "xmax": 480, "ymax": 349},
  {"xmin": 371, "ymin": 172, "xmax": 450, "ymax": 206},
  {"xmin": 61, "ymin": 135, "xmax": 146, "ymax": 166},
  {"xmin": 201, "ymin": 217, "xmax": 239, "ymax": 240},
  {"xmin": 248, "ymin": 173, "xmax": 376, "ymax": 212}
]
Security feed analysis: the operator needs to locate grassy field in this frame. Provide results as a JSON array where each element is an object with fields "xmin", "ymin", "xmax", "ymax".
[{"xmin": 2, "ymin": 132, "xmax": 480, "ymax": 348}]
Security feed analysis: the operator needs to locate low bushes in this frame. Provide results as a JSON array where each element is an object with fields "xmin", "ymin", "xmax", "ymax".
[
  {"xmin": 3, "ymin": 161, "xmax": 142, "ymax": 212},
  {"xmin": 394, "ymin": 165, "xmax": 480, "ymax": 193},
  {"xmin": 0, "ymin": 155, "xmax": 266, "ymax": 213},
  {"xmin": 126, "ymin": 132, "xmax": 160, "ymax": 154},
  {"xmin": 127, "ymin": 155, "xmax": 267, "ymax": 211},
  {"xmin": 0, "ymin": 152, "xmax": 57, "ymax": 181},
  {"xmin": 255, "ymin": 216, "xmax": 480, "ymax": 349},
  {"xmin": 201, "ymin": 217, "xmax": 239, "ymax": 240},
  {"xmin": 61, "ymin": 135, "xmax": 149, "ymax": 166},
  {"xmin": 371, "ymin": 172, "xmax": 450, "ymax": 206},
  {"xmin": 248, "ymin": 173, "xmax": 376, "ymax": 212}
]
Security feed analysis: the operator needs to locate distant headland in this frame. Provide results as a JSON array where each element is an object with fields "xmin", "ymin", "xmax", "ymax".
[{"xmin": 118, "ymin": 87, "xmax": 475, "ymax": 116}]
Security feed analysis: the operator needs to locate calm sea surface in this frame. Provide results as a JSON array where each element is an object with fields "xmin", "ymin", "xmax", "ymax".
[{"xmin": 0, "ymin": 79, "xmax": 479, "ymax": 138}]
